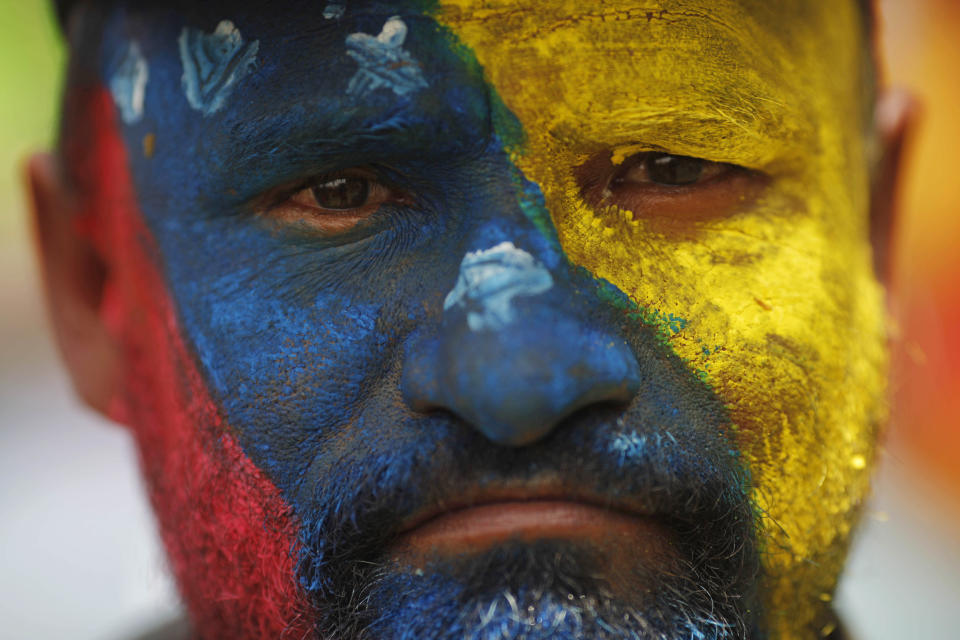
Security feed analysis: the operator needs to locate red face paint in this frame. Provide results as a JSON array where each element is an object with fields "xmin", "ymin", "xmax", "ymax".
[{"xmin": 66, "ymin": 86, "xmax": 313, "ymax": 638}]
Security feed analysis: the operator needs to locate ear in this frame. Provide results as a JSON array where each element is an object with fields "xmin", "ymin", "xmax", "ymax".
[
  {"xmin": 870, "ymin": 89, "xmax": 919, "ymax": 284},
  {"xmin": 27, "ymin": 152, "xmax": 121, "ymax": 417}
]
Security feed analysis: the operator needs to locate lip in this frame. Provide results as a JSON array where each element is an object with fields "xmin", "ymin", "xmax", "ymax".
[{"xmin": 394, "ymin": 487, "xmax": 673, "ymax": 556}]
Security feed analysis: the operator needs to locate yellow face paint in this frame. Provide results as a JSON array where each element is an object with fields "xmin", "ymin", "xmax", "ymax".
[{"xmin": 435, "ymin": 1, "xmax": 885, "ymax": 637}]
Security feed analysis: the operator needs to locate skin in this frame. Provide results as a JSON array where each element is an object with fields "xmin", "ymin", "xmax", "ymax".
[
  {"xmin": 434, "ymin": 1, "xmax": 885, "ymax": 634},
  {"xmin": 29, "ymin": 1, "xmax": 910, "ymax": 638}
]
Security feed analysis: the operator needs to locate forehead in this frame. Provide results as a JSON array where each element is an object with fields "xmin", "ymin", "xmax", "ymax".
[
  {"xmin": 105, "ymin": 0, "xmax": 865, "ymax": 127},
  {"xmin": 434, "ymin": 0, "xmax": 867, "ymax": 166},
  {"xmin": 95, "ymin": 0, "xmax": 870, "ymax": 248}
]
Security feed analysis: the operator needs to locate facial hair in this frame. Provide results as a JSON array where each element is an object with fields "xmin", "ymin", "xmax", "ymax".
[
  {"xmin": 293, "ymin": 407, "xmax": 763, "ymax": 640},
  {"xmin": 324, "ymin": 540, "xmax": 757, "ymax": 640}
]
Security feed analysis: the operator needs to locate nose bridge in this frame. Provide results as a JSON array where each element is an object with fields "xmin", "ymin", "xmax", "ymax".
[
  {"xmin": 442, "ymin": 239, "xmax": 555, "ymax": 332},
  {"xmin": 454, "ymin": 167, "xmax": 567, "ymax": 275},
  {"xmin": 402, "ymin": 219, "xmax": 642, "ymax": 446}
]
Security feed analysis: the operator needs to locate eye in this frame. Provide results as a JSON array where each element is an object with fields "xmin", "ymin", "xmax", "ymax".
[
  {"xmin": 622, "ymin": 152, "xmax": 724, "ymax": 187},
  {"xmin": 577, "ymin": 151, "xmax": 765, "ymax": 223},
  {"xmin": 261, "ymin": 169, "xmax": 410, "ymax": 234},
  {"xmin": 310, "ymin": 175, "xmax": 371, "ymax": 210}
]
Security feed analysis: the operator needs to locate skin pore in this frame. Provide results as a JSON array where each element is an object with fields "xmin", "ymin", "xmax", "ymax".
[
  {"xmin": 435, "ymin": 1, "xmax": 885, "ymax": 635},
  {"xmin": 32, "ymin": 1, "xmax": 896, "ymax": 638}
]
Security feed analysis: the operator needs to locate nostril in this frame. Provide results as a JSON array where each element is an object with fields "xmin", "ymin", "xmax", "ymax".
[
  {"xmin": 490, "ymin": 384, "xmax": 639, "ymax": 448},
  {"xmin": 401, "ymin": 314, "xmax": 641, "ymax": 447},
  {"xmin": 401, "ymin": 241, "xmax": 642, "ymax": 447}
]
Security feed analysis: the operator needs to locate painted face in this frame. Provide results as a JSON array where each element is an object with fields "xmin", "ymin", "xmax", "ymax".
[{"xmin": 79, "ymin": 0, "xmax": 883, "ymax": 637}]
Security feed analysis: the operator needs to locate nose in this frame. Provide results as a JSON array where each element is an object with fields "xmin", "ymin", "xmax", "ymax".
[{"xmin": 401, "ymin": 240, "xmax": 641, "ymax": 446}]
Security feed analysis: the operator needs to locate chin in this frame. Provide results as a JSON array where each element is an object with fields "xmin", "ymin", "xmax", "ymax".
[{"xmin": 307, "ymin": 540, "xmax": 759, "ymax": 640}]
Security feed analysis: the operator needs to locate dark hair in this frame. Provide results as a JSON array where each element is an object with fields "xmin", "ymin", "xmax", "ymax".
[{"xmin": 54, "ymin": 0, "xmax": 877, "ymax": 36}]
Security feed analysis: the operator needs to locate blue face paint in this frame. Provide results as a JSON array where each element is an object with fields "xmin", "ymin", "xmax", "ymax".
[
  {"xmin": 100, "ymin": 1, "xmax": 759, "ymax": 636},
  {"xmin": 358, "ymin": 541, "xmax": 738, "ymax": 640}
]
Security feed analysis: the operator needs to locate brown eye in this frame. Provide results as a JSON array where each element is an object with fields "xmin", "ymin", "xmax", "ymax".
[
  {"xmin": 575, "ymin": 150, "xmax": 766, "ymax": 225},
  {"xmin": 614, "ymin": 152, "xmax": 726, "ymax": 188},
  {"xmin": 260, "ymin": 169, "xmax": 409, "ymax": 235},
  {"xmin": 646, "ymin": 153, "xmax": 704, "ymax": 186},
  {"xmin": 311, "ymin": 176, "xmax": 371, "ymax": 210}
]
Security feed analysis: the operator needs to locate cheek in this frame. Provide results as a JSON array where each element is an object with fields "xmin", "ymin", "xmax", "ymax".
[
  {"xmin": 437, "ymin": 4, "xmax": 884, "ymax": 632},
  {"xmin": 550, "ymin": 177, "xmax": 887, "ymax": 623},
  {"xmin": 75, "ymin": 85, "xmax": 313, "ymax": 637},
  {"xmin": 178, "ymin": 270, "xmax": 393, "ymax": 492}
]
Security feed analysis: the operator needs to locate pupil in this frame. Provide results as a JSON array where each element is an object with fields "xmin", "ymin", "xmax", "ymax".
[
  {"xmin": 648, "ymin": 153, "xmax": 704, "ymax": 186},
  {"xmin": 312, "ymin": 176, "xmax": 369, "ymax": 210}
]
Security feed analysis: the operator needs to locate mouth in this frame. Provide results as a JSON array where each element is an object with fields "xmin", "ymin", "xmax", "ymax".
[
  {"xmin": 393, "ymin": 486, "xmax": 678, "ymax": 562},
  {"xmin": 297, "ymin": 423, "xmax": 761, "ymax": 635}
]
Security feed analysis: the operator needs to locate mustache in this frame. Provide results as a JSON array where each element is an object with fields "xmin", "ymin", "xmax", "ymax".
[{"xmin": 293, "ymin": 401, "xmax": 759, "ymax": 610}]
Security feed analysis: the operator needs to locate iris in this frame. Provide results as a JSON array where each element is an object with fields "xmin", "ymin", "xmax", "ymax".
[{"xmin": 312, "ymin": 176, "xmax": 371, "ymax": 210}]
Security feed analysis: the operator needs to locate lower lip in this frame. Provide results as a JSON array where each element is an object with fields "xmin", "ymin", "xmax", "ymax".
[{"xmin": 395, "ymin": 500, "xmax": 673, "ymax": 555}]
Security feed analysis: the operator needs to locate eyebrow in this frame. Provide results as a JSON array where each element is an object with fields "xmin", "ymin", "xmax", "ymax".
[
  {"xmin": 549, "ymin": 41, "xmax": 817, "ymax": 171},
  {"xmin": 437, "ymin": 4, "xmax": 820, "ymax": 170},
  {"xmin": 216, "ymin": 96, "xmax": 494, "ymax": 197},
  {"xmin": 597, "ymin": 97, "xmax": 811, "ymax": 170}
]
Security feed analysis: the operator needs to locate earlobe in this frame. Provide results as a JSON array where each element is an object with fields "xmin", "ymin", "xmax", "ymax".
[
  {"xmin": 870, "ymin": 89, "xmax": 919, "ymax": 284},
  {"xmin": 27, "ymin": 152, "xmax": 122, "ymax": 418}
]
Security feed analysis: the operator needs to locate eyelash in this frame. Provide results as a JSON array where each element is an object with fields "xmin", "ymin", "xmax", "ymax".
[
  {"xmin": 252, "ymin": 167, "xmax": 410, "ymax": 236},
  {"xmin": 577, "ymin": 151, "xmax": 765, "ymax": 223},
  {"xmin": 258, "ymin": 149, "xmax": 762, "ymax": 236},
  {"xmin": 611, "ymin": 152, "xmax": 732, "ymax": 188}
]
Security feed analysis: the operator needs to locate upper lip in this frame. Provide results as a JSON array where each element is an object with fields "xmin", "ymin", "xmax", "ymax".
[{"xmin": 396, "ymin": 480, "xmax": 658, "ymax": 536}]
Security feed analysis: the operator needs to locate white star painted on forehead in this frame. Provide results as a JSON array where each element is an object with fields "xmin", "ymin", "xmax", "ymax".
[
  {"xmin": 178, "ymin": 19, "xmax": 259, "ymax": 116},
  {"xmin": 323, "ymin": 3, "xmax": 345, "ymax": 19},
  {"xmin": 345, "ymin": 16, "xmax": 428, "ymax": 98}
]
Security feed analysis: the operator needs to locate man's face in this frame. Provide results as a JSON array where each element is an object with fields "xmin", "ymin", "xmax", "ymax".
[{"xmin": 77, "ymin": 0, "xmax": 884, "ymax": 637}]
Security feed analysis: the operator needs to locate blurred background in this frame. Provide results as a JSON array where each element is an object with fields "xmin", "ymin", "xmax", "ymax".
[{"xmin": 1, "ymin": 1, "xmax": 958, "ymax": 638}]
